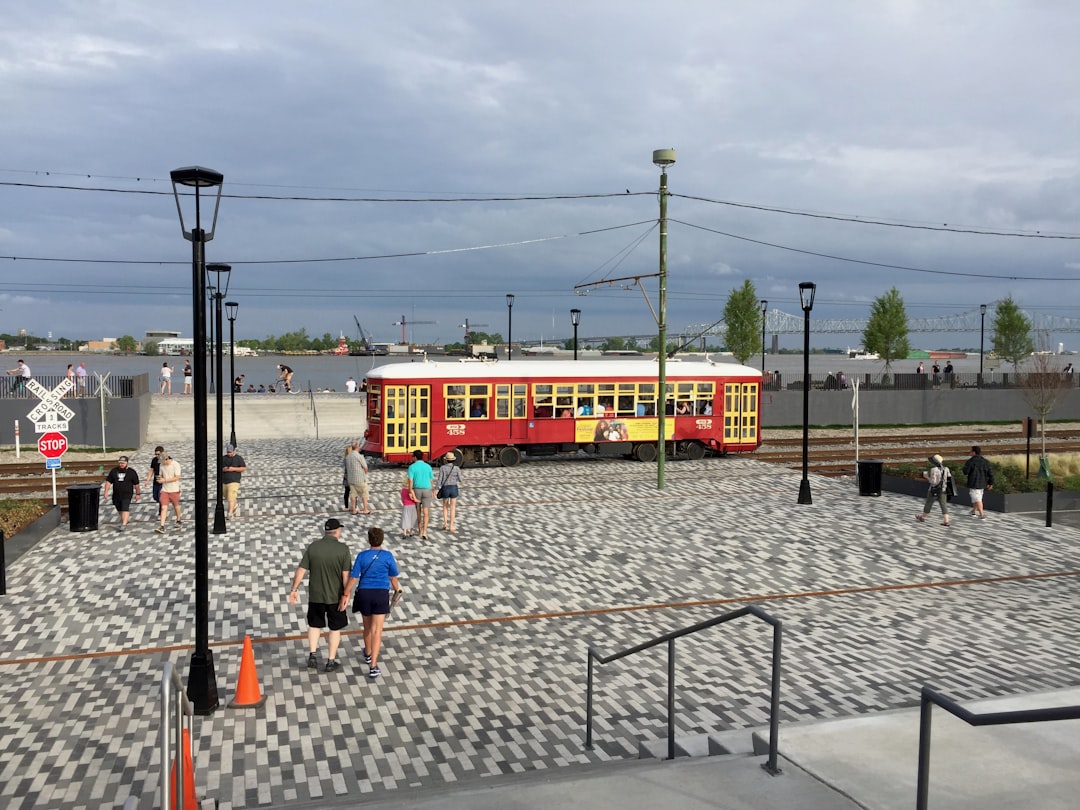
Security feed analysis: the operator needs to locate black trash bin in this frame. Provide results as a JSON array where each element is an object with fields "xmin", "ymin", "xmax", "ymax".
[
  {"xmin": 67, "ymin": 483, "xmax": 101, "ymax": 532},
  {"xmin": 857, "ymin": 459, "xmax": 883, "ymax": 496}
]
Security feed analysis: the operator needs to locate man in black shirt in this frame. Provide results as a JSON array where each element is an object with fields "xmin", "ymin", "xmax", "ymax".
[{"xmin": 103, "ymin": 456, "xmax": 141, "ymax": 531}]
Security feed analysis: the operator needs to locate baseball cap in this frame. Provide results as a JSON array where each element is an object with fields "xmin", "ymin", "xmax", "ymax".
[
  {"xmin": 324, "ymin": 518, "xmax": 343, "ymax": 531},
  {"xmin": 225, "ymin": 443, "xmax": 236, "ymax": 452},
  {"xmin": 118, "ymin": 456, "xmax": 129, "ymax": 462}
]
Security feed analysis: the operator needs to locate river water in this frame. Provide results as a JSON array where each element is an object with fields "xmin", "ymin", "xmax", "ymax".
[{"xmin": 9, "ymin": 350, "xmax": 1004, "ymax": 394}]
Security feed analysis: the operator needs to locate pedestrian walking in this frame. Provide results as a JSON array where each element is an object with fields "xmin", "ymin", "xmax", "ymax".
[
  {"xmin": 400, "ymin": 475, "xmax": 418, "ymax": 537},
  {"xmin": 434, "ymin": 451, "xmax": 462, "ymax": 532},
  {"xmin": 288, "ymin": 517, "xmax": 352, "ymax": 673},
  {"xmin": 345, "ymin": 440, "xmax": 372, "ymax": 514},
  {"xmin": 155, "ymin": 452, "xmax": 182, "ymax": 532},
  {"xmin": 407, "ymin": 450, "xmax": 435, "ymax": 539},
  {"xmin": 75, "ymin": 361, "xmax": 88, "ymax": 396},
  {"xmin": 159, "ymin": 362, "xmax": 173, "ymax": 395},
  {"xmin": 147, "ymin": 445, "xmax": 165, "ymax": 503},
  {"xmin": 961, "ymin": 445, "xmax": 994, "ymax": 519},
  {"xmin": 339, "ymin": 527, "xmax": 401, "ymax": 680},
  {"xmin": 103, "ymin": 456, "xmax": 141, "ymax": 531},
  {"xmin": 221, "ymin": 443, "xmax": 247, "ymax": 519},
  {"xmin": 916, "ymin": 454, "xmax": 952, "ymax": 526}
]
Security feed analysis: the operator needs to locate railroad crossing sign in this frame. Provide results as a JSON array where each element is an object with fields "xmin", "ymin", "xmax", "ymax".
[
  {"xmin": 26, "ymin": 378, "xmax": 75, "ymax": 432},
  {"xmin": 38, "ymin": 432, "xmax": 69, "ymax": 460}
]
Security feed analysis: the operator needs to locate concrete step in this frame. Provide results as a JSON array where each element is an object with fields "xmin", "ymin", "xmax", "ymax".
[{"xmin": 146, "ymin": 394, "xmax": 365, "ymax": 442}]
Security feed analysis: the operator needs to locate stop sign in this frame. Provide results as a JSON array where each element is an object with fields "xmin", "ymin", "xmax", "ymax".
[{"xmin": 38, "ymin": 431, "xmax": 68, "ymax": 459}]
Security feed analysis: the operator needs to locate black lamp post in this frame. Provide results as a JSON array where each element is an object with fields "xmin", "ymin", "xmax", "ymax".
[
  {"xmin": 206, "ymin": 283, "xmax": 216, "ymax": 393},
  {"xmin": 208, "ymin": 264, "xmax": 231, "ymax": 536},
  {"xmin": 760, "ymin": 299, "xmax": 768, "ymax": 372},
  {"xmin": 979, "ymin": 303, "xmax": 987, "ymax": 388},
  {"xmin": 570, "ymin": 308, "xmax": 581, "ymax": 360},
  {"xmin": 506, "ymin": 294, "xmax": 515, "ymax": 359},
  {"xmin": 797, "ymin": 281, "xmax": 816, "ymax": 505},
  {"xmin": 170, "ymin": 164, "xmax": 224, "ymax": 715},
  {"xmin": 226, "ymin": 300, "xmax": 238, "ymax": 447}
]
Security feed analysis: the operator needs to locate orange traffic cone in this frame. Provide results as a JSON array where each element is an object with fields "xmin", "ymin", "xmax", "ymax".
[
  {"xmin": 228, "ymin": 634, "xmax": 267, "ymax": 708},
  {"xmin": 170, "ymin": 728, "xmax": 198, "ymax": 808}
]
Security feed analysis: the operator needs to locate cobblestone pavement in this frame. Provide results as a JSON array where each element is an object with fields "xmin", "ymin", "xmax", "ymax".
[{"xmin": 2, "ymin": 438, "xmax": 1079, "ymax": 809}]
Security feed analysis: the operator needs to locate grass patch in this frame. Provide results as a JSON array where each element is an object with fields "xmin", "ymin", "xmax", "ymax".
[
  {"xmin": 0, "ymin": 498, "xmax": 50, "ymax": 539},
  {"xmin": 884, "ymin": 453, "xmax": 1080, "ymax": 493}
]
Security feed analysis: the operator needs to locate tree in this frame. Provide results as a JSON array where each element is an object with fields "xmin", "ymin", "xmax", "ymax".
[
  {"xmin": 721, "ymin": 280, "xmax": 761, "ymax": 365},
  {"xmin": 991, "ymin": 297, "xmax": 1034, "ymax": 372},
  {"xmin": 143, "ymin": 340, "xmax": 160, "ymax": 356},
  {"xmin": 1020, "ymin": 333, "xmax": 1071, "ymax": 478},
  {"xmin": 862, "ymin": 287, "xmax": 910, "ymax": 374},
  {"xmin": 115, "ymin": 335, "xmax": 138, "ymax": 354}
]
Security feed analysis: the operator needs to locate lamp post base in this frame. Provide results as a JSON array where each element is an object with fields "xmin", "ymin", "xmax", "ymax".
[
  {"xmin": 798, "ymin": 478, "xmax": 813, "ymax": 504},
  {"xmin": 213, "ymin": 503, "xmax": 227, "ymax": 534},
  {"xmin": 187, "ymin": 650, "xmax": 220, "ymax": 715}
]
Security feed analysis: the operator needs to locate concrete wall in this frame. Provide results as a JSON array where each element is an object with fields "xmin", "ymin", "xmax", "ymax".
[
  {"xmin": 0, "ymin": 394, "xmax": 151, "ymax": 450},
  {"xmin": 763, "ymin": 387, "xmax": 1080, "ymax": 428}
]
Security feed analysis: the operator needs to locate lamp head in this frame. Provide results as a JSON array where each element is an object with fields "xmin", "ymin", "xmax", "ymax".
[
  {"xmin": 980, "ymin": 303, "xmax": 987, "ymax": 315},
  {"xmin": 798, "ymin": 282, "xmax": 817, "ymax": 312},
  {"xmin": 652, "ymin": 148, "xmax": 677, "ymax": 168},
  {"xmin": 760, "ymin": 299, "xmax": 768, "ymax": 313},
  {"xmin": 506, "ymin": 293, "xmax": 515, "ymax": 308},
  {"xmin": 207, "ymin": 263, "xmax": 232, "ymax": 297},
  {"xmin": 225, "ymin": 301, "xmax": 238, "ymax": 320},
  {"xmin": 170, "ymin": 165, "xmax": 224, "ymax": 242},
  {"xmin": 570, "ymin": 308, "xmax": 581, "ymax": 326}
]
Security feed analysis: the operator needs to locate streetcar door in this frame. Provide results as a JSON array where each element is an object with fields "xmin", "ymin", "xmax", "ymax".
[
  {"xmin": 384, "ymin": 384, "xmax": 430, "ymax": 456},
  {"xmin": 722, "ymin": 382, "xmax": 759, "ymax": 446},
  {"xmin": 497, "ymin": 382, "xmax": 528, "ymax": 441}
]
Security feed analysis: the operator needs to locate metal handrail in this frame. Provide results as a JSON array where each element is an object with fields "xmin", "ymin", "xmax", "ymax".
[
  {"xmin": 916, "ymin": 685, "xmax": 1080, "ymax": 808},
  {"xmin": 306, "ymin": 385, "xmax": 319, "ymax": 438},
  {"xmin": 586, "ymin": 603, "xmax": 783, "ymax": 775},
  {"xmin": 161, "ymin": 661, "xmax": 194, "ymax": 810}
]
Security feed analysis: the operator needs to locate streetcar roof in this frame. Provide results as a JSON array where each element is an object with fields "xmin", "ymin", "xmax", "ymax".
[{"xmin": 365, "ymin": 359, "xmax": 762, "ymax": 381}]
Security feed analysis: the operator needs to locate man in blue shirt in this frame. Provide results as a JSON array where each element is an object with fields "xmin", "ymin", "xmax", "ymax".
[{"xmin": 407, "ymin": 450, "xmax": 435, "ymax": 539}]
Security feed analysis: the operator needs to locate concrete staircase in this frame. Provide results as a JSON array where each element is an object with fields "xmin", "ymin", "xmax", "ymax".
[{"xmin": 145, "ymin": 394, "xmax": 365, "ymax": 443}]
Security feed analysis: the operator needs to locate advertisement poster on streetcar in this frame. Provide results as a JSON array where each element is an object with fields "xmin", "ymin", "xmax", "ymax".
[{"xmin": 575, "ymin": 419, "xmax": 673, "ymax": 443}]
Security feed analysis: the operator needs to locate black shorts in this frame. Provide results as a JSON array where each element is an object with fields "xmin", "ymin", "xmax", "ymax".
[
  {"xmin": 354, "ymin": 588, "xmax": 390, "ymax": 616},
  {"xmin": 112, "ymin": 495, "xmax": 132, "ymax": 512},
  {"xmin": 307, "ymin": 602, "xmax": 348, "ymax": 631}
]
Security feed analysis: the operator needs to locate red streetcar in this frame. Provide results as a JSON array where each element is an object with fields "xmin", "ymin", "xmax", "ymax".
[{"xmin": 361, "ymin": 359, "xmax": 761, "ymax": 466}]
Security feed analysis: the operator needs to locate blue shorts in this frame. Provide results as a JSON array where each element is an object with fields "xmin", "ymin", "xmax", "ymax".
[
  {"xmin": 354, "ymin": 588, "xmax": 390, "ymax": 616},
  {"xmin": 440, "ymin": 484, "xmax": 459, "ymax": 499}
]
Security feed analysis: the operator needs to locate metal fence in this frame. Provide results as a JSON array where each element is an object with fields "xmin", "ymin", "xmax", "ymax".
[
  {"xmin": 765, "ymin": 371, "xmax": 1078, "ymax": 392},
  {"xmin": 0, "ymin": 373, "xmax": 139, "ymax": 399}
]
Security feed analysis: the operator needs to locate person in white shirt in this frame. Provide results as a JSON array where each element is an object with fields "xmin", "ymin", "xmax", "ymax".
[
  {"xmin": 345, "ymin": 376, "xmax": 358, "ymax": 393},
  {"xmin": 6, "ymin": 359, "xmax": 31, "ymax": 394}
]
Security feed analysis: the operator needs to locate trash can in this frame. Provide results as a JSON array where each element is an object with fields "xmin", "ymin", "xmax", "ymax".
[
  {"xmin": 67, "ymin": 483, "xmax": 101, "ymax": 532},
  {"xmin": 857, "ymin": 459, "xmax": 883, "ymax": 496}
]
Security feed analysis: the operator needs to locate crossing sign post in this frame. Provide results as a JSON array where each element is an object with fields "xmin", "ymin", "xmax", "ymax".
[{"xmin": 37, "ymin": 431, "xmax": 68, "ymax": 504}]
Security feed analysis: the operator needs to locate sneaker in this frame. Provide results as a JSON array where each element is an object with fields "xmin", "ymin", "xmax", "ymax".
[
  {"xmin": 118, "ymin": 524, "xmax": 125, "ymax": 532},
  {"xmin": 325, "ymin": 660, "xmax": 340, "ymax": 673},
  {"xmin": 362, "ymin": 648, "xmax": 372, "ymax": 664},
  {"xmin": 968, "ymin": 511, "xmax": 977, "ymax": 516},
  {"xmin": 368, "ymin": 666, "xmax": 381, "ymax": 679},
  {"xmin": 307, "ymin": 652, "xmax": 318, "ymax": 669},
  {"xmin": 154, "ymin": 525, "xmax": 166, "ymax": 534},
  {"xmin": 175, "ymin": 520, "xmax": 182, "ymax": 527}
]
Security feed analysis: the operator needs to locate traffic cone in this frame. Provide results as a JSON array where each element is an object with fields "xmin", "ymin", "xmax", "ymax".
[
  {"xmin": 170, "ymin": 728, "xmax": 198, "ymax": 808},
  {"xmin": 228, "ymin": 634, "xmax": 267, "ymax": 708}
]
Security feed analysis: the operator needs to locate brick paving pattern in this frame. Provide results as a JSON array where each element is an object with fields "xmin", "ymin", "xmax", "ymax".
[{"xmin": 1, "ymin": 438, "xmax": 1078, "ymax": 808}]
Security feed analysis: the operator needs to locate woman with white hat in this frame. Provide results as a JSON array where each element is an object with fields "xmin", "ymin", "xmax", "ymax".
[
  {"xmin": 917, "ymin": 454, "xmax": 952, "ymax": 526},
  {"xmin": 435, "ymin": 451, "xmax": 463, "ymax": 533}
]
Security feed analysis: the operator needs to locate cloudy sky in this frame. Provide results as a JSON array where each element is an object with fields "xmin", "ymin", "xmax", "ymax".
[{"xmin": 2, "ymin": 1, "xmax": 1078, "ymax": 350}]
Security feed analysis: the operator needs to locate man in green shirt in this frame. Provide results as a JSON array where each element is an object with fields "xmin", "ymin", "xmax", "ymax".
[{"xmin": 288, "ymin": 518, "xmax": 352, "ymax": 672}]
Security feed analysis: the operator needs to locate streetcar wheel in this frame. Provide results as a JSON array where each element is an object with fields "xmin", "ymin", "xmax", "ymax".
[
  {"xmin": 634, "ymin": 443, "xmax": 657, "ymax": 462},
  {"xmin": 453, "ymin": 448, "xmax": 468, "ymax": 467},
  {"xmin": 685, "ymin": 441, "xmax": 705, "ymax": 461},
  {"xmin": 499, "ymin": 445, "xmax": 522, "ymax": 468}
]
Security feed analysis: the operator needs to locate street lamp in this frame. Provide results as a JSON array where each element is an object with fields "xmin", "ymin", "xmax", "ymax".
[
  {"xmin": 206, "ymin": 283, "xmax": 216, "ymax": 393},
  {"xmin": 570, "ymin": 308, "xmax": 581, "ymax": 360},
  {"xmin": 208, "ymin": 263, "xmax": 231, "ymax": 536},
  {"xmin": 170, "ymin": 164, "xmax": 223, "ymax": 715},
  {"xmin": 760, "ymin": 299, "xmax": 768, "ymax": 372},
  {"xmin": 797, "ymin": 281, "xmax": 816, "ymax": 505},
  {"xmin": 979, "ymin": 303, "xmax": 987, "ymax": 388},
  {"xmin": 654, "ymin": 148, "xmax": 676, "ymax": 489},
  {"xmin": 506, "ymin": 294, "xmax": 515, "ymax": 359},
  {"xmin": 226, "ymin": 300, "xmax": 238, "ymax": 447}
]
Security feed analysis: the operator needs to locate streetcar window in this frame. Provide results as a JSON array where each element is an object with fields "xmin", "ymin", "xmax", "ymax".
[
  {"xmin": 513, "ymin": 384, "xmax": 526, "ymax": 417},
  {"xmin": 533, "ymin": 383, "xmax": 554, "ymax": 417}
]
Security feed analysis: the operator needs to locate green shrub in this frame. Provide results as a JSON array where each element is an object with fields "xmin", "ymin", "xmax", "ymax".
[{"xmin": 0, "ymin": 498, "xmax": 49, "ymax": 538}]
